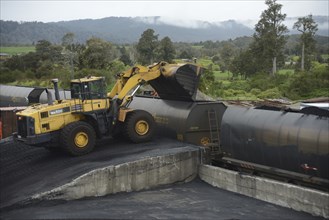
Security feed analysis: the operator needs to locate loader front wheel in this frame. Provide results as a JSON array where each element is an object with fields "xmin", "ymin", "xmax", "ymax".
[
  {"xmin": 61, "ymin": 121, "xmax": 96, "ymax": 156},
  {"xmin": 125, "ymin": 110, "xmax": 155, "ymax": 143}
]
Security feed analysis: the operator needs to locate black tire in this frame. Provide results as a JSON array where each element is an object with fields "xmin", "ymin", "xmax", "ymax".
[
  {"xmin": 124, "ymin": 110, "xmax": 155, "ymax": 143},
  {"xmin": 60, "ymin": 121, "xmax": 96, "ymax": 156}
]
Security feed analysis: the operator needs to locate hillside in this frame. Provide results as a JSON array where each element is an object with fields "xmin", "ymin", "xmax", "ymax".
[{"xmin": 0, "ymin": 16, "xmax": 328, "ymax": 45}]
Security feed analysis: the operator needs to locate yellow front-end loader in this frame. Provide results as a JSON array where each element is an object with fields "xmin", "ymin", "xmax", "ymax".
[{"xmin": 13, "ymin": 61, "xmax": 203, "ymax": 156}]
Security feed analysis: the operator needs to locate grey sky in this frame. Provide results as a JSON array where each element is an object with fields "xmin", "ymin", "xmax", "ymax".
[{"xmin": 1, "ymin": 0, "xmax": 328, "ymax": 24}]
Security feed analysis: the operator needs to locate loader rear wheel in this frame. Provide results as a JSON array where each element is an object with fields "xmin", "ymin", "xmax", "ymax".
[
  {"xmin": 61, "ymin": 121, "xmax": 96, "ymax": 156},
  {"xmin": 124, "ymin": 110, "xmax": 155, "ymax": 143}
]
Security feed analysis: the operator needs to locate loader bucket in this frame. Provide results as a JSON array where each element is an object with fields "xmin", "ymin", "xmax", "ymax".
[{"xmin": 149, "ymin": 64, "xmax": 204, "ymax": 101}]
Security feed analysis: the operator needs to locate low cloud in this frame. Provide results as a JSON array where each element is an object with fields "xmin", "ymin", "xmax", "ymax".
[
  {"xmin": 135, "ymin": 16, "xmax": 212, "ymax": 29},
  {"xmin": 135, "ymin": 16, "xmax": 328, "ymax": 36}
]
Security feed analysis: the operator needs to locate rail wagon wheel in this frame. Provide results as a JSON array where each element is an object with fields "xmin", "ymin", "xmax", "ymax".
[
  {"xmin": 124, "ymin": 110, "xmax": 155, "ymax": 143},
  {"xmin": 61, "ymin": 121, "xmax": 96, "ymax": 156}
]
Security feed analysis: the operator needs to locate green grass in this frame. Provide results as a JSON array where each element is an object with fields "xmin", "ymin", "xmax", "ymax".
[
  {"xmin": 0, "ymin": 46, "xmax": 35, "ymax": 55},
  {"xmin": 214, "ymin": 71, "xmax": 233, "ymax": 80},
  {"xmin": 198, "ymin": 58, "xmax": 213, "ymax": 67},
  {"xmin": 221, "ymin": 80, "xmax": 231, "ymax": 87},
  {"xmin": 277, "ymin": 69, "xmax": 294, "ymax": 75}
]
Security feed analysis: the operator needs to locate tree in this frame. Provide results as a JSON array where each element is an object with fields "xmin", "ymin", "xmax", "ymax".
[
  {"xmin": 253, "ymin": 0, "xmax": 288, "ymax": 76},
  {"xmin": 136, "ymin": 29, "xmax": 158, "ymax": 64},
  {"xmin": 118, "ymin": 46, "xmax": 132, "ymax": 66},
  {"xmin": 34, "ymin": 40, "xmax": 62, "ymax": 63},
  {"xmin": 62, "ymin": 33, "xmax": 77, "ymax": 79},
  {"xmin": 230, "ymin": 49, "xmax": 257, "ymax": 78},
  {"xmin": 82, "ymin": 37, "xmax": 118, "ymax": 69},
  {"xmin": 179, "ymin": 50, "xmax": 193, "ymax": 59},
  {"xmin": 218, "ymin": 42, "xmax": 236, "ymax": 72},
  {"xmin": 157, "ymin": 36, "xmax": 175, "ymax": 63},
  {"xmin": 62, "ymin": 33, "xmax": 75, "ymax": 49},
  {"xmin": 293, "ymin": 14, "xmax": 318, "ymax": 71},
  {"xmin": 199, "ymin": 68, "xmax": 215, "ymax": 92},
  {"xmin": 35, "ymin": 40, "xmax": 52, "ymax": 60}
]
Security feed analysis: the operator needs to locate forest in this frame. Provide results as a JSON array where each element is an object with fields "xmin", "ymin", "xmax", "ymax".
[{"xmin": 1, "ymin": 0, "xmax": 328, "ymax": 101}]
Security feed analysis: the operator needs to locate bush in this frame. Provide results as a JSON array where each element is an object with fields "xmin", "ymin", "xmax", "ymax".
[
  {"xmin": 0, "ymin": 68, "xmax": 16, "ymax": 83},
  {"xmin": 250, "ymin": 88, "xmax": 262, "ymax": 96},
  {"xmin": 25, "ymin": 69, "xmax": 36, "ymax": 79},
  {"xmin": 212, "ymin": 64, "xmax": 220, "ymax": 71},
  {"xmin": 284, "ymin": 68, "xmax": 329, "ymax": 99},
  {"xmin": 257, "ymin": 88, "xmax": 282, "ymax": 99},
  {"xmin": 15, "ymin": 80, "xmax": 39, "ymax": 87},
  {"xmin": 311, "ymin": 62, "xmax": 329, "ymax": 78},
  {"xmin": 39, "ymin": 80, "xmax": 52, "ymax": 88},
  {"xmin": 226, "ymin": 80, "xmax": 250, "ymax": 91},
  {"xmin": 309, "ymin": 88, "xmax": 329, "ymax": 97},
  {"xmin": 223, "ymin": 89, "xmax": 246, "ymax": 97},
  {"xmin": 223, "ymin": 89, "xmax": 234, "ymax": 97},
  {"xmin": 249, "ymin": 73, "xmax": 276, "ymax": 91}
]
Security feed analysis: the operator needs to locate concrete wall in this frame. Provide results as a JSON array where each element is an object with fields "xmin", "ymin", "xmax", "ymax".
[
  {"xmin": 28, "ymin": 146, "xmax": 328, "ymax": 219},
  {"xmin": 32, "ymin": 148, "xmax": 199, "ymax": 201},
  {"xmin": 199, "ymin": 164, "xmax": 329, "ymax": 218}
]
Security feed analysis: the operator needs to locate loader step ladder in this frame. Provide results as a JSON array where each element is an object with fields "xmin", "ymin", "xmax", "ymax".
[{"xmin": 207, "ymin": 109, "xmax": 221, "ymax": 157}]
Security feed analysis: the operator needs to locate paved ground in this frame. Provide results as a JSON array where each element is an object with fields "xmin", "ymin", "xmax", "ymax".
[{"xmin": 0, "ymin": 137, "xmax": 325, "ymax": 219}]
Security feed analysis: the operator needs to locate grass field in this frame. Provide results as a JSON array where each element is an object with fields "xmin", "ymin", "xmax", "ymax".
[
  {"xmin": 0, "ymin": 46, "xmax": 35, "ymax": 55},
  {"xmin": 198, "ymin": 58, "xmax": 213, "ymax": 67}
]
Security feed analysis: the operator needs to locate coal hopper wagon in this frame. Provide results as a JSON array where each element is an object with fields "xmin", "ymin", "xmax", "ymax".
[
  {"xmin": 130, "ymin": 96, "xmax": 329, "ymax": 190},
  {"xmin": 220, "ymin": 106, "xmax": 329, "ymax": 190}
]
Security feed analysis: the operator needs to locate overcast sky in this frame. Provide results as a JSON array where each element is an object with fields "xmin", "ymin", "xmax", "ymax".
[{"xmin": 1, "ymin": 0, "xmax": 328, "ymax": 24}]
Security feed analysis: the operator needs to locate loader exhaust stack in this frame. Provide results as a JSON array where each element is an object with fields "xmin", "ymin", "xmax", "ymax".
[{"xmin": 51, "ymin": 79, "xmax": 60, "ymax": 101}]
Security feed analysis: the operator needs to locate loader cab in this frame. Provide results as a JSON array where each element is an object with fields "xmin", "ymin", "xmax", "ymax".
[{"xmin": 71, "ymin": 76, "xmax": 107, "ymax": 100}]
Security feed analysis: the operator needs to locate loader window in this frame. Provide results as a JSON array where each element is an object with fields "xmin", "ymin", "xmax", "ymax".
[
  {"xmin": 71, "ymin": 79, "xmax": 106, "ymax": 100},
  {"xmin": 88, "ymin": 80, "xmax": 106, "ymax": 99},
  {"xmin": 71, "ymin": 83, "xmax": 83, "ymax": 99}
]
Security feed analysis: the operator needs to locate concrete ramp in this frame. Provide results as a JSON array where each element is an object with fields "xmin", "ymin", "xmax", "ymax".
[
  {"xmin": 0, "ymin": 137, "xmax": 200, "ymax": 209},
  {"xmin": 32, "ymin": 149, "xmax": 199, "ymax": 201}
]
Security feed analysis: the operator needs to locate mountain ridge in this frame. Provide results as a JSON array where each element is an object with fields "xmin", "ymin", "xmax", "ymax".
[{"xmin": 1, "ymin": 16, "xmax": 328, "ymax": 45}]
